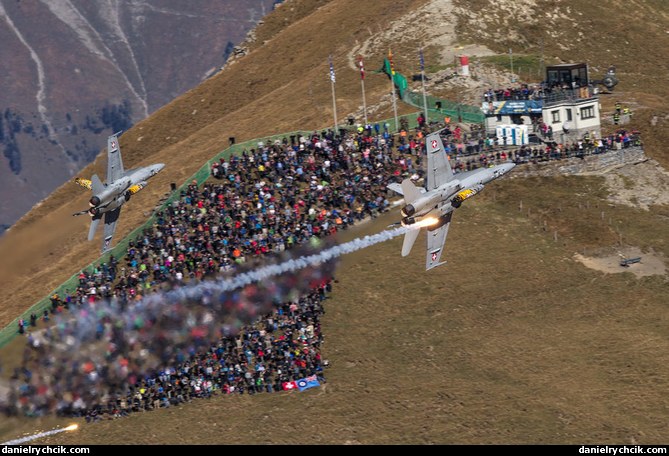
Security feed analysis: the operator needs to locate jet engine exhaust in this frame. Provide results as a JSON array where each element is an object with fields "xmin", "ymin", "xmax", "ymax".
[
  {"xmin": 401, "ymin": 204, "xmax": 416, "ymax": 217},
  {"xmin": 414, "ymin": 216, "xmax": 439, "ymax": 228},
  {"xmin": 427, "ymin": 214, "xmax": 452, "ymax": 231}
]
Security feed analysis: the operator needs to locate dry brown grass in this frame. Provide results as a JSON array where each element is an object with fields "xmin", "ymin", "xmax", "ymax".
[
  {"xmin": 0, "ymin": 0, "xmax": 426, "ymax": 328},
  {"xmin": 452, "ymin": 0, "xmax": 669, "ymax": 168},
  {"xmin": 3, "ymin": 173, "xmax": 669, "ymax": 444}
]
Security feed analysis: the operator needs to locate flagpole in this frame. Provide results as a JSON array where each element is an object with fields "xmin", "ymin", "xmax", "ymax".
[
  {"xmin": 389, "ymin": 48, "xmax": 399, "ymax": 133},
  {"xmin": 329, "ymin": 55, "xmax": 338, "ymax": 134},
  {"xmin": 419, "ymin": 47, "xmax": 429, "ymax": 125},
  {"xmin": 391, "ymin": 79, "xmax": 399, "ymax": 133},
  {"xmin": 331, "ymin": 80, "xmax": 338, "ymax": 133},
  {"xmin": 361, "ymin": 78, "xmax": 368, "ymax": 125},
  {"xmin": 358, "ymin": 56, "xmax": 368, "ymax": 126}
]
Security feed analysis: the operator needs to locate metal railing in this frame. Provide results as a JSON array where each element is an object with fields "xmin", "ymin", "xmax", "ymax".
[{"xmin": 541, "ymin": 86, "xmax": 596, "ymax": 106}]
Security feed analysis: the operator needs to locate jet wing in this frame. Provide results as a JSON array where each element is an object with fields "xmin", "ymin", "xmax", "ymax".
[
  {"xmin": 387, "ymin": 182, "xmax": 427, "ymax": 196},
  {"xmin": 102, "ymin": 207, "xmax": 121, "ymax": 253},
  {"xmin": 87, "ymin": 213, "xmax": 102, "ymax": 240},
  {"xmin": 387, "ymin": 182, "xmax": 404, "ymax": 195},
  {"xmin": 107, "ymin": 133, "xmax": 124, "ymax": 183},
  {"xmin": 426, "ymin": 132, "xmax": 454, "ymax": 190},
  {"xmin": 426, "ymin": 211, "xmax": 452, "ymax": 270}
]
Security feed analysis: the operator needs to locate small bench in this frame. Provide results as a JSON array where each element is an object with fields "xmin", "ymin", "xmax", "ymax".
[{"xmin": 620, "ymin": 257, "xmax": 641, "ymax": 267}]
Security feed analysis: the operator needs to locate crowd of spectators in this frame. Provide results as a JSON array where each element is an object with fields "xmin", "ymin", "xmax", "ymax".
[
  {"xmin": 47, "ymin": 287, "xmax": 329, "ymax": 420},
  {"xmin": 7, "ymin": 110, "xmax": 644, "ymax": 420},
  {"xmin": 483, "ymin": 82, "xmax": 593, "ymax": 104},
  {"xmin": 450, "ymin": 130, "xmax": 641, "ymax": 172},
  {"xmin": 7, "ymin": 126, "xmax": 416, "ymax": 420}
]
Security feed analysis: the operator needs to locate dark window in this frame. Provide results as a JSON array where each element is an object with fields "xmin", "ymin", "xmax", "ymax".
[{"xmin": 580, "ymin": 105, "xmax": 595, "ymax": 119}]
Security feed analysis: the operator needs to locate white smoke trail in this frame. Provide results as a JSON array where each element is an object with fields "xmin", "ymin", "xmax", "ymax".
[
  {"xmin": 38, "ymin": 227, "xmax": 409, "ymax": 352},
  {"xmin": 8, "ymin": 227, "xmax": 411, "ymax": 416},
  {"xmin": 115, "ymin": 226, "xmax": 408, "ymax": 338},
  {"xmin": 2, "ymin": 424, "xmax": 78, "ymax": 445},
  {"xmin": 162, "ymin": 226, "xmax": 408, "ymax": 300},
  {"xmin": 55, "ymin": 226, "xmax": 410, "ymax": 338}
]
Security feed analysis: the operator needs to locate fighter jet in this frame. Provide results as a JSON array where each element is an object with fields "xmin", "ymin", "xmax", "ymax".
[
  {"xmin": 387, "ymin": 130, "xmax": 515, "ymax": 270},
  {"xmin": 73, "ymin": 132, "xmax": 165, "ymax": 253}
]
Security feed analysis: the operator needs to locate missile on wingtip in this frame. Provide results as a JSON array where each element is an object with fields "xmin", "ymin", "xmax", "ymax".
[{"xmin": 74, "ymin": 178, "xmax": 92, "ymax": 190}]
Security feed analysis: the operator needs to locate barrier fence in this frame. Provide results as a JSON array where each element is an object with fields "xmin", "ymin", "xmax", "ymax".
[
  {"xmin": 404, "ymin": 90, "xmax": 485, "ymax": 124},
  {"xmin": 0, "ymin": 113, "xmax": 424, "ymax": 348},
  {"xmin": 377, "ymin": 57, "xmax": 485, "ymax": 124}
]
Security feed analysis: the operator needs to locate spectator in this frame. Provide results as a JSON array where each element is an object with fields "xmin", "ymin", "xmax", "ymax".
[{"xmin": 7, "ymin": 119, "xmax": 644, "ymax": 420}]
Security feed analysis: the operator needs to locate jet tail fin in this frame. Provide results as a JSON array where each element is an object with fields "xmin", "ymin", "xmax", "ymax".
[
  {"xmin": 426, "ymin": 131, "xmax": 455, "ymax": 188},
  {"xmin": 88, "ymin": 215, "xmax": 101, "ymax": 241},
  {"xmin": 90, "ymin": 174, "xmax": 104, "ymax": 193},
  {"xmin": 400, "ymin": 179, "xmax": 421, "ymax": 205},
  {"xmin": 401, "ymin": 227, "xmax": 420, "ymax": 257}
]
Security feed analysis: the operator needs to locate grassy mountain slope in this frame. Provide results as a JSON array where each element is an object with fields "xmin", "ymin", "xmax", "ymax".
[
  {"xmin": 1, "ymin": 0, "xmax": 669, "ymax": 444},
  {"xmin": 0, "ymin": 0, "xmax": 276, "ymax": 229},
  {"xmin": 0, "ymin": 0, "xmax": 423, "ymax": 328},
  {"xmin": 452, "ymin": 0, "xmax": 669, "ymax": 166}
]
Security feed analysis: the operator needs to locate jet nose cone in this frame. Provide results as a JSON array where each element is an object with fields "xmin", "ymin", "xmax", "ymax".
[
  {"xmin": 502, "ymin": 162, "xmax": 516, "ymax": 173},
  {"xmin": 148, "ymin": 163, "xmax": 165, "ymax": 177}
]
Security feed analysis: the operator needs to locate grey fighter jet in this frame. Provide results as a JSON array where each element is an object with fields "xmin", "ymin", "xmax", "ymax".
[
  {"xmin": 73, "ymin": 133, "xmax": 165, "ymax": 253},
  {"xmin": 387, "ymin": 130, "xmax": 515, "ymax": 270}
]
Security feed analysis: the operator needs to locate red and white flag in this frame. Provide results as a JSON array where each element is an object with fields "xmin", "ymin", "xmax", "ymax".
[
  {"xmin": 388, "ymin": 48, "xmax": 395, "ymax": 75},
  {"xmin": 358, "ymin": 56, "xmax": 365, "ymax": 80},
  {"xmin": 282, "ymin": 381, "xmax": 298, "ymax": 391}
]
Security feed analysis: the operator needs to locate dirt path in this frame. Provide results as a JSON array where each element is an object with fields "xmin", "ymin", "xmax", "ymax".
[{"xmin": 574, "ymin": 247, "xmax": 667, "ymax": 278}]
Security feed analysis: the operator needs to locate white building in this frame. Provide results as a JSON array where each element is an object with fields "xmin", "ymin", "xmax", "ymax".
[
  {"xmin": 542, "ymin": 94, "xmax": 601, "ymax": 143},
  {"xmin": 483, "ymin": 89, "xmax": 602, "ymax": 144},
  {"xmin": 483, "ymin": 62, "xmax": 603, "ymax": 144}
]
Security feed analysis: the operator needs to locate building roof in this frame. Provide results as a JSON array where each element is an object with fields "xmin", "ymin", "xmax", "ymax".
[{"xmin": 546, "ymin": 63, "xmax": 587, "ymax": 70}]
